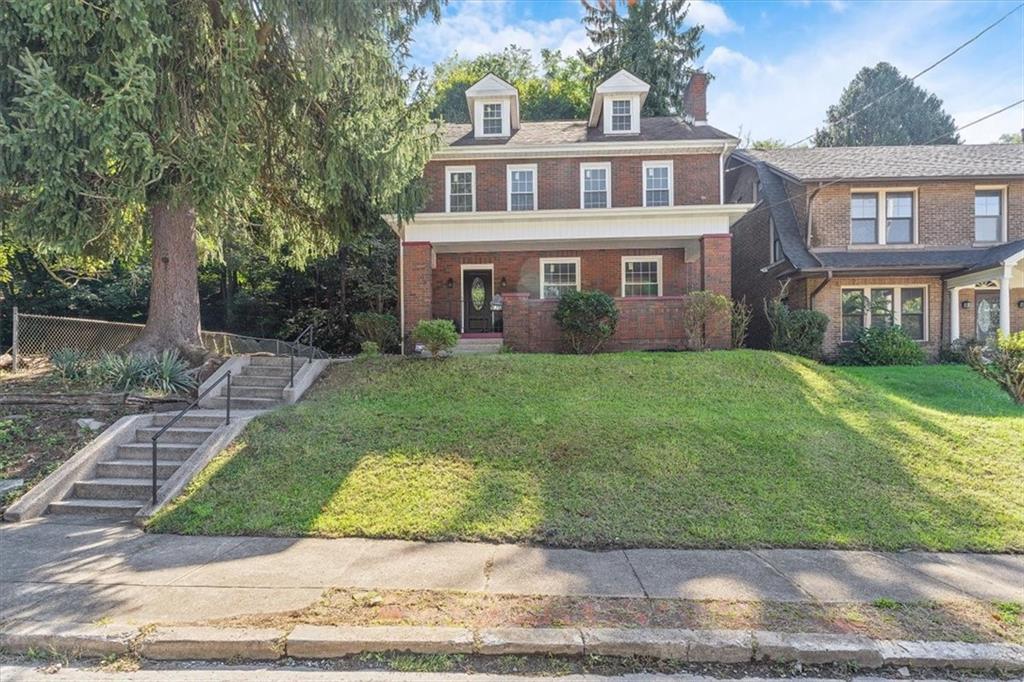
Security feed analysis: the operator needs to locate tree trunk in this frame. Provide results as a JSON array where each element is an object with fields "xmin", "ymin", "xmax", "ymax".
[{"xmin": 130, "ymin": 202, "xmax": 204, "ymax": 360}]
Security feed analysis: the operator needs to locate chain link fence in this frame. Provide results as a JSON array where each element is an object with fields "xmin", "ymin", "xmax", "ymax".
[{"xmin": 6, "ymin": 308, "xmax": 328, "ymax": 370}]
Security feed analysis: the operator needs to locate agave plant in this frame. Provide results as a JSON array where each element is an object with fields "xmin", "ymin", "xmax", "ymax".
[
  {"xmin": 49, "ymin": 348, "xmax": 90, "ymax": 383},
  {"xmin": 92, "ymin": 352, "xmax": 152, "ymax": 392},
  {"xmin": 144, "ymin": 349, "xmax": 197, "ymax": 394}
]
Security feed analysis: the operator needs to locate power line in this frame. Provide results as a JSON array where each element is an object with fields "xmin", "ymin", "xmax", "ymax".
[{"xmin": 783, "ymin": 2, "xmax": 1024, "ymax": 148}]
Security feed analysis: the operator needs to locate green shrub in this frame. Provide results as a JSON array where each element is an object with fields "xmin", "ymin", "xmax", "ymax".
[
  {"xmin": 680, "ymin": 291, "xmax": 731, "ymax": 351},
  {"xmin": 764, "ymin": 283, "xmax": 829, "ymax": 360},
  {"xmin": 839, "ymin": 326, "xmax": 925, "ymax": 366},
  {"xmin": 968, "ymin": 330, "xmax": 1024, "ymax": 404},
  {"xmin": 49, "ymin": 348, "xmax": 89, "ymax": 382},
  {"xmin": 358, "ymin": 340, "xmax": 380, "ymax": 358},
  {"xmin": 92, "ymin": 352, "xmax": 153, "ymax": 391},
  {"xmin": 144, "ymin": 349, "xmax": 196, "ymax": 394},
  {"xmin": 553, "ymin": 290, "xmax": 619, "ymax": 354},
  {"xmin": 412, "ymin": 319, "xmax": 458, "ymax": 358},
  {"xmin": 939, "ymin": 337, "xmax": 982, "ymax": 364},
  {"xmin": 353, "ymin": 312, "xmax": 399, "ymax": 353}
]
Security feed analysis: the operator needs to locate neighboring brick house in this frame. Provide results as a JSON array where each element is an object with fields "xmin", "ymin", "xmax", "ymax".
[
  {"xmin": 391, "ymin": 70, "xmax": 751, "ymax": 352},
  {"xmin": 727, "ymin": 145, "xmax": 1024, "ymax": 358}
]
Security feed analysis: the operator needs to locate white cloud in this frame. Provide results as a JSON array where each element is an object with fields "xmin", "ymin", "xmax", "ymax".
[
  {"xmin": 705, "ymin": 1, "xmax": 1023, "ymax": 144},
  {"xmin": 411, "ymin": 1, "xmax": 591, "ymax": 69},
  {"xmin": 688, "ymin": 1, "xmax": 742, "ymax": 36},
  {"xmin": 827, "ymin": 0, "xmax": 849, "ymax": 13}
]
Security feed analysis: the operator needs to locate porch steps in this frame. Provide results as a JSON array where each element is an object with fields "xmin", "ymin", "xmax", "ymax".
[
  {"xmin": 206, "ymin": 356, "xmax": 293, "ymax": 410},
  {"xmin": 453, "ymin": 336, "xmax": 503, "ymax": 355}
]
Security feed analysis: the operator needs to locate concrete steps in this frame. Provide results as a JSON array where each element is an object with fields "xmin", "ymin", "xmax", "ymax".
[
  {"xmin": 48, "ymin": 499, "xmax": 145, "ymax": 518},
  {"xmin": 453, "ymin": 336, "xmax": 503, "ymax": 355}
]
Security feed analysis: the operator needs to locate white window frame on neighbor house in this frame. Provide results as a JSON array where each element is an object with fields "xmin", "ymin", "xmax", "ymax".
[
  {"xmin": 506, "ymin": 164, "xmax": 538, "ymax": 212},
  {"xmin": 975, "ymin": 185, "xmax": 1007, "ymax": 244},
  {"xmin": 768, "ymin": 217, "xmax": 783, "ymax": 265},
  {"xmin": 445, "ymin": 165, "xmax": 476, "ymax": 213},
  {"xmin": 539, "ymin": 257, "xmax": 581, "ymax": 299},
  {"xmin": 621, "ymin": 255, "xmax": 663, "ymax": 297},
  {"xmin": 642, "ymin": 160, "xmax": 673, "ymax": 208},
  {"xmin": 580, "ymin": 162, "xmax": 612, "ymax": 209},
  {"xmin": 849, "ymin": 188, "xmax": 918, "ymax": 246},
  {"xmin": 839, "ymin": 284, "xmax": 929, "ymax": 343}
]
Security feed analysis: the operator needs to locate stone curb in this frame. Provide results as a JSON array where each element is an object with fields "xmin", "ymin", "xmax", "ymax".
[{"xmin": 2, "ymin": 622, "xmax": 1023, "ymax": 671}]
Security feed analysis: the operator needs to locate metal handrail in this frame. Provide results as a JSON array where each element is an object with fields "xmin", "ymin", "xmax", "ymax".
[
  {"xmin": 289, "ymin": 324, "xmax": 315, "ymax": 388},
  {"xmin": 150, "ymin": 371, "xmax": 232, "ymax": 505}
]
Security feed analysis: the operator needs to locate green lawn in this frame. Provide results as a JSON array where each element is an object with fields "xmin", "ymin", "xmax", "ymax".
[{"xmin": 149, "ymin": 351, "xmax": 1024, "ymax": 551}]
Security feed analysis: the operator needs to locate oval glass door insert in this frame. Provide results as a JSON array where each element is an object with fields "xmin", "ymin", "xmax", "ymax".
[{"xmin": 471, "ymin": 277, "xmax": 486, "ymax": 311}]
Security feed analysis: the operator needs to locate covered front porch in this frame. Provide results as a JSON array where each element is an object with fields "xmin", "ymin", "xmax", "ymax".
[{"xmin": 946, "ymin": 245, "xmax": 1024, "ymax": 344}]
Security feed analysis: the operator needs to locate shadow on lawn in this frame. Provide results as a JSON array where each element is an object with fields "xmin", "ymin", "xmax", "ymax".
[{"xmin": 150, "ymin": 352, "xmax": 1023, "ymax": 554}]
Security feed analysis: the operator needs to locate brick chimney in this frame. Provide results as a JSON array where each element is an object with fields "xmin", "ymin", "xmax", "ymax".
[{"xmin": 684, "ymin": 71, "xmax": 709, "ymax": 125}]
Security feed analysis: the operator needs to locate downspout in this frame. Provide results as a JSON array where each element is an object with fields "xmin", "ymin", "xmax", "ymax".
[
  {"xmin": 398, "ymin": 226, "xmax": 406, "ymax": 356},
  {"xmin": 809, "ymin": 269, "xmax": 833, "ymax": 311}
]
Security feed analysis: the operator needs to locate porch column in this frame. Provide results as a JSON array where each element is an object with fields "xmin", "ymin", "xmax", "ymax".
[
  {"xmin": 401, "ymin": 241, "xmax": 433, "ymax": 351},
  {"xmin": 700, "ymin": 234, "xmax": 732, "ymax": 349},
  {"xmin": 1000, "ymin": 267, "xmax": 1012, "ymax": 337},
  {"xmin": 949, "ymin": 286, "xmax": 961, "ymax": 342}
]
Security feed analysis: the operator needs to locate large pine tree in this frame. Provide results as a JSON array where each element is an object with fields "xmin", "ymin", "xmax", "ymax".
[
  {"xmin": 814, "ymin": 63, "xmax": 961, "ymax": 147},
  {"xmin": 1, "ymin": 0, "xmax": 440, "ymax": 357},
  {"xmin": 581, "ymin": 0, "xmax": 704, "ymax": 117}
]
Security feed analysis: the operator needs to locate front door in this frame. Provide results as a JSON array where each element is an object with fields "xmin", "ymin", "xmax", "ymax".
[
  {"xmin": 463, "ymin": 270, "xmax": 493, "ymax": 333},
  {"xmin": 976, "ymin": 291, "xmax": 1000, "ymax": 344}
]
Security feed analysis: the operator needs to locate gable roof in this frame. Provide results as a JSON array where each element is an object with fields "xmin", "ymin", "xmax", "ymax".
[
  {"xmin": 588, "ymin": 69, "xmax": 651, "ymax": 127},
  {"xmin": 442, "ymin": 116, "xmax": 736, "ymax": 147},
  {"xmin": 464, "ymin": 73, "xmax": 520, "ymax": 130},
  {"xmin": 739, "ymin": 144, "xmax": 1024, "ymax": 182}
]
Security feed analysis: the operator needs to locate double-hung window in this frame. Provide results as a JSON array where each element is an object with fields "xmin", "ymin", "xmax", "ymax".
[
  {"xmin": 482, "ymin": 103, "xmax": 503, "ymax": 135},
  {"xmin": 540, "ymin": 258, "xmax": 580, "ymax": 299},
  {"xmin": 975, "ymin": 189, "xmax": 1004, "ymax": 242},
  {"xmin": 445, "ymin": 166, "xmax": 475, "ymax": 213},
  {"xmin": 507, "ymin": 164, "xmax": 537, "ymax": 211},
  {"xmin": 622, "ymin": 256, "xmax": 662, "ymax": 297},
  {"xmin": 885, "ymin": 192, "xmax": 914, "ymax": 244},
  {"xmin": 581, "ymin": 163, "xmax": 610, "ymax": 209},
  {"xmin": 611, "ymin": 99, "xmax": 632, "ymax": 132},
  {"xmin": 841, "ymin": 286, "xmax": 927, "ymax": 342},
  {"xmin": 643, "ymin": 161, "xmax": 672, "ymax": 207},
  {"xmin": 850, "ymin": 193, "xmax": 878, "ymax": 244}
]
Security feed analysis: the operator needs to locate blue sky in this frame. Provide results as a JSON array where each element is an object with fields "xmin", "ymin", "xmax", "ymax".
[{"xmin": 409, "ymin": 0, "xmax": 1024, "ymax": 144}]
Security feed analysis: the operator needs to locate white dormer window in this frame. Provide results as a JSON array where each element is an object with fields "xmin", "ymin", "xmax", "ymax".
[
  {"xmin": 482, "ymin": 103, "xmax": 503, "ymax": 135},
  {"xmin": 611, "ymin": 100, "xmax": 632, "ymax": 132}
]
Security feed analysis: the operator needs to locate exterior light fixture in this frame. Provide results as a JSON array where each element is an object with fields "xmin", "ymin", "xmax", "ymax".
[
  {"xmin": 499, "ymin": 276, "xmax": 508, "ymax": 289},
  {"xmin": 1018, "ymin": 300, "xmax": 1024, "ymax": 309},
  {"xmin": 446, "ymin": 277, "xmax": 454, "ymax": 289},
  {"xmin": 961, "ymin": 300, "xmax": 972, "ymax": 310}
]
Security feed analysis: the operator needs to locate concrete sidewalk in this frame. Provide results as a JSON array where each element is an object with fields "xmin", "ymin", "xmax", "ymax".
[{"xmin": 1, "ymin": 518, "xmax": 1021, "ymax": 626}]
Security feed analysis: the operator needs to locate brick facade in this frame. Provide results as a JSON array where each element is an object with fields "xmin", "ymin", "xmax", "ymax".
[
  {"xmin": 401, "ymin": 242, "xmax": 432, "ymax": 349},
  {"xmin": 423, "ymin": 153, "xmax": 722, "ymax": 213}
]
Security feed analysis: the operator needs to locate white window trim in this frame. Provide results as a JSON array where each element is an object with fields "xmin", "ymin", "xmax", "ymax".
[
  {"xmin": 839, "ymin": 284, "xmax": 929, "ymax": 343},
  {"xmin": 974, "ymin": 185, "xmax": 1008, "ymax": 244},
  {"xmin": 602, "ymin": 95, "xmax": 640, "ymax": 135},
  {"xmin": 539, "ymin": 257, "xmax": 581, "ymax": 300},
  {"xmin": 621, "ymin": 255, "xmax": 663, "ymax": 297},
  {"xmin": 642, "ymin": 160, "xmax": 674, "ymax": 208},
  {"xmin": 580, "ymin": 162, "xmax": 612, "ymax": 209},
  {"xmin": 445, "ymin": 165, "xmax": 476, "ymax": 213},
  {"xmin": 506, "ymin": 163, "xmax": 538, "ymax": 212},
  {"xmin": 849, "ymin": 188, "xmax": 919, "ymax": 246},
  {"xmin": 473, "ymin": 98, "xmax": 510, "ymax": 138}
]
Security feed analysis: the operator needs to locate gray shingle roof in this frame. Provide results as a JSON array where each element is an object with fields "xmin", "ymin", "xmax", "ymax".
[
  {"xmin": 754, "ymin": 163, "xmax": 819, "ymax": 270},
  {"xmin": 741, "ymin": 144, "xmax": 1024, "ymax": 181},
  {"xmin": 812, "ymin": 248, "xmax": 982, "ymax": 271},
  {"xmin": 443, "ymin": 117, "xmax": 736, "ymax": 147}
]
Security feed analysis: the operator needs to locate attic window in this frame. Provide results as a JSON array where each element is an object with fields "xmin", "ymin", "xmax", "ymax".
[
  {"xmin": 482, "ymin": 103, "xmax": 503, "ymax": 135},
  {"xmin": 611, "ymin": 100, "xmax": 632, "ymax": 132}
]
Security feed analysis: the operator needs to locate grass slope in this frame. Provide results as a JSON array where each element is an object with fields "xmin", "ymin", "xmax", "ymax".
[{"xmin": 150, "ymin": 351, "xmax": 1024, "ymax": 551}]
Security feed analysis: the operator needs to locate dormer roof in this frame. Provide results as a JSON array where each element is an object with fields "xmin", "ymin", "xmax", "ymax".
[
  {"xmin": 465, "ymin": 73, "xmax": 520, "ymax": 130},
  {"xmin": 588, "ymin": 69, "xmax": 651, "ymax": 128}
]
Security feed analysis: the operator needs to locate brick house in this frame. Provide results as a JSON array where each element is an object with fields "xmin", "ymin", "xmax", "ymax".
[
  {"xmin": 391, "ymin": 71, "xmax": 752, "ymax": 352},
  {"xmin": 727, "ymin": 145, "xmax": 1024, "ymax": 358}
]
